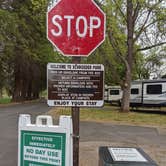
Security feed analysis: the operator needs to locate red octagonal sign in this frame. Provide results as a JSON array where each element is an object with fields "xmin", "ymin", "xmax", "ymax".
[{"xmin": 47, "ymin": 0, "xmax": 106, "ymax": 56}]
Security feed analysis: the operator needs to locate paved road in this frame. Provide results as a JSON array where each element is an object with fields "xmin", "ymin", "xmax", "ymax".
[
  {"xmin": 80, "ymin": 121, "xmax": 166, "ymax": 146},
  {"xmin": 79, "ymin": 122, "xmax": 166, "ymax": 166},
  {"xmin": 0, "ymin": 101, "xmax": 51, "ymax": 166},
  {"xmin": 0, "ymin": 102, "xmax": 165, "ymax": 166}
]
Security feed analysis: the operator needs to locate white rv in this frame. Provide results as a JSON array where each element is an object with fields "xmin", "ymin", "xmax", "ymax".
[
  {"xmin": 130, "ymin": 79, "xmax": 166, "ymax": 106},
  {"xmin": 104, "ymin": 85, "xmax": 122, "ymax": 104},
  {"xmin": 105, "ymin": 79, "xmax": 166, "ymax": 107}
]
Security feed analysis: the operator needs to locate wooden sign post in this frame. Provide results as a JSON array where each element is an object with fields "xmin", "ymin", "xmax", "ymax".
[
  {"xmin": 47, "ymin": 62, "xmax": 104, "ymax": 166},
  {"xmin": 47, "ymin": 0, "xmax": 106, "ymax": 165},
  {"xmin": 72, "ymin": 57, "xmax": 81, "ymax": 166}
]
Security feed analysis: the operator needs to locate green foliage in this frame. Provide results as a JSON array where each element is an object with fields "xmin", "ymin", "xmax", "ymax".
[
  {"xmin": 85, "ymin": 36, "xmax": 125, "ymax": 85},
  {"xmin": 0, "ymin": 0, "xmax": 165, "ymax": 102},
  {"xmin": 0, "ymin": 9, "xmax": 18, "ymax": 92},
  {"xmin": 96, "ymin": 0, "xmax": 165, "ymax": 83},
  {"xmin": 0, "ymin": 0, "xmax": 68, "ymax": 101},
  {"xmin": 0, "ymin": 97, "xmax": 11, "ymax": 104},
  {"xmin": 84, "ymin": 0, "xmax": 128, "ymax": 85}
]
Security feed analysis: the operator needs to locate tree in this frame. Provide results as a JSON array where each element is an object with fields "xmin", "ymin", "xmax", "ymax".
[
  {"xmin": 0, "ymin": 9, "xmax": 20, "ymax": 97},
  {"xmin": 0, "ymin": 0, "xmax": 66, "ymax": 101},
  {"xmin": 101, "ymin": 0, "xmax": 166, "ymax": 112},
  {"xmin": 143, "ymin": 47, "xmax": 166, "ymax": 79},
  {"xmin": 87, "ymin": 1, "xmax": 149, "ymax": 86},
  {"xmin": 85, "ymin": 36, "xmax": 126, "ymax": 86}
]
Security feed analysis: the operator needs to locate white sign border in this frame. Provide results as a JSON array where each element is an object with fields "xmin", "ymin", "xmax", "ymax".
[
  {"xmin": 18, "ymin": 115, "xmax": 72, "ymax": 166},
  {"xmin": 22, "ymin": 133, "xmax": 64, "ymax": 165},
  {"xmin": 47, "ymin": 63, "xmax": 104, "ymax": 107},
  {"xmin": 108, "ymin": 148, "xmax": 148, "ymax": 162}
]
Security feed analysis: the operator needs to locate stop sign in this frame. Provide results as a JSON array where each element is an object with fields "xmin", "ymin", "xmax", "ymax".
[{"xmin": 47, "ymin": 0, "xmax": 105, "ymax": 56}]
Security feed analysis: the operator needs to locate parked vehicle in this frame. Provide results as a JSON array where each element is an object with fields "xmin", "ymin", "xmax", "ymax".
[
  {"xmin": 130, "ymin": 79, "xmax": 166, "ymax": 107},
  {"xmin": 104, "ymin": 85, "xmax": 122, "ymax": 105},
  {"xmin": 105, "ymin": 79, "xmax": 166, "ymax": 107}
]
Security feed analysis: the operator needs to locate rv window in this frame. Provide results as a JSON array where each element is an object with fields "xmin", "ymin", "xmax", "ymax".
[
  {"xmin": 110, "ymin": 90, "xmax": 119, "ymax": 95},
  {"xmin": 131, "ymin": 88, "xmax": 139, "ymax": 94},
  {"xmin": 147, "ymin": 84, "xmax": 162, "ymax": 94}
]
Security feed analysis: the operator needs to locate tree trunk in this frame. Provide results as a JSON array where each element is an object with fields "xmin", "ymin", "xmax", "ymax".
[
  {"xmin": 121, "ymin": 0, "xmax": 134, "ymax": 112},
  {"xmin": 21, "ymin": 79, "xmax": 28, "ymax": 101},
  {"xmin": 12, "ymin": 71, "xmax": 21, "ymax": 102},
  {"xmin": 27, "ymin": 80, "xmax": 32, "ymax": 100},
  {"xmin": 12, "ymin": 84, "xmax": 21, "ymax": 102},
  {"xmin": 0, "ymin": 89, "xmax": 2, "ymax": 98},
  {"xmin": 121, "ymin": 69, "xmax": 131, "ymax": 112}
]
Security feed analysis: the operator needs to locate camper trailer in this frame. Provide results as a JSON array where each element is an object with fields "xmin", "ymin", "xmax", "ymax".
[
  {"xmin": 105, "ymin": 79, "xmax": 166, "ymax": 107},
  {"xmin": 130, "ymin": 79, "xmax": 166, "ymax": 106},
  {"xmin": 104, "ymin": 85, "xmax": 122, "ymax": 104}
]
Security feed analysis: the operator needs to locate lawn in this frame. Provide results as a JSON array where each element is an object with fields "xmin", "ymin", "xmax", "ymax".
[
  {"xmin": 48, "ymin": 106, "xmax": 166, "ymax": 127},
  {"xmin": 0, "ymin": 97, "xmax": 12, "ymax": 104}
]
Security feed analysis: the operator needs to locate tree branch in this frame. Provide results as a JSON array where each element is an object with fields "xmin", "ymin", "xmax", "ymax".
[
  {"xmin": 132, "ymin": 2, "xmax": 141, "ymax": 24},
  {"xmin": 134, "ymin": 10, "xmax": 152, "ymax": 42},
  {"xmin": 137, "ymin": 42, "xmax": 166, "ymax": 52},
  {"xmin": 109, "ymin": 30, "xmax": 128, "ymax": 68},
  {"xmin": 112, "ymin": 0, "xmax": 127, "ymax": 22},
  {"xmin": 134, "ymin": 1, "xmax": 163, "ymax": 42},
  {"xmin": 135, "ymin": 17, "xmax": 164, "ymax": 41}
]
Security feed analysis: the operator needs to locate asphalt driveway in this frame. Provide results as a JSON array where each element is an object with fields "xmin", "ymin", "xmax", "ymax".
[
  {"xmin": 0, "ymin": 101, "xmax": 165, "ymax": 166},
  {"xmin": 0, "ymin": 101, "xmax": 50, "ymax": 166}
]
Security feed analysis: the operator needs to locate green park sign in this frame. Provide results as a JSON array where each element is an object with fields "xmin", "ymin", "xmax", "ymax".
[
  {"xmin": 18, "ymin": 115, "xmax": 73, "ymax": 166},
  {"xmin": 20, "ymin": 131, "xmax": 66, "ymax": 166}
]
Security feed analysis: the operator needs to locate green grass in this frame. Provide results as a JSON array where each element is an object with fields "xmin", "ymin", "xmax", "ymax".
[
  {"xmin": 0, "ymin": 98, "xmax": 12, "ymax": 104},
  {"xmin": 48, "ymin": 106, "xmax": 166, "ymax": 127}
]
